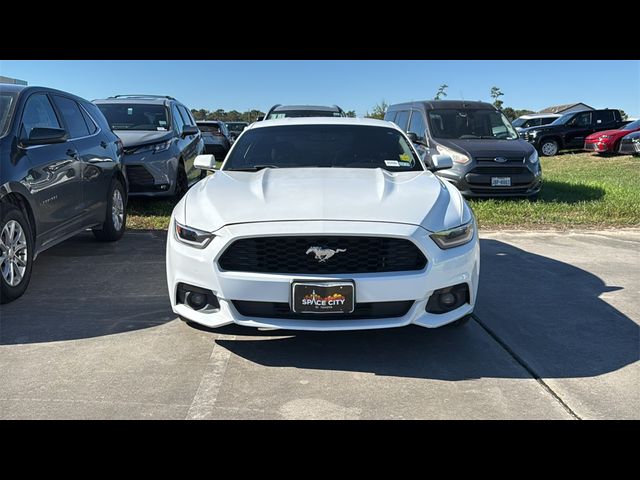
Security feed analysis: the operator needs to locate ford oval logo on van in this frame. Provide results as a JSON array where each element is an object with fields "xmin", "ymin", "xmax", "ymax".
[{"xmin": 494, "ymin": 157, "xmax": 508, "ymax": 163}]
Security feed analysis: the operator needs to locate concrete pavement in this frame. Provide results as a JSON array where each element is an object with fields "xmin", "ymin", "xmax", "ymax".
[{"xmin": 0, "ymin": 230, "xmax": 637, "ymax": 419}]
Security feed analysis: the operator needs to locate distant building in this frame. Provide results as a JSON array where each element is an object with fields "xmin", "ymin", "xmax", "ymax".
[
  {"xmin": 539, "ymin": 103, "xmax": 594, "ymax": 114},
  {"xmin": 0, "ymin": 76, "xmax": 28, "ymax": 86}
]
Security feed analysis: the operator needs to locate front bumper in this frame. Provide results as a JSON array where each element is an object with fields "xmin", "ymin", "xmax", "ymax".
[
  {"xmin": 619, "ymin": 142, "xmax": 640, "ymax": 155},
  {"xmin": 584, "ymin": 141, "xmax": 612, "ymax": 153},
  {"xmin": 166, "ymin": 220, "xmax": 480, "ymax": 331},
  {"xmin": 123, "ymin": 150, "xmax": 179, "ymax": 197},
  {"xmin": 437, "ymin": 164, "xmax": 542, "ymax": 198}
]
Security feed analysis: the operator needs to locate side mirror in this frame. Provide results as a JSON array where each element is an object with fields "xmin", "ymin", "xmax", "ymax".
[
  {"xmin": 194, "ymin": 154, "xmax": 217, "ymax": 171},
  {"xmin": 22, "ymin": 127, "xmax": 68, "ymax": 146},
  {"xmin": 430, "ymin": 154, "xmax": 453, "ymax": 171},
  {"xmin": 181, "ymin": 125, "xmax": 199, "ymax": 137}
]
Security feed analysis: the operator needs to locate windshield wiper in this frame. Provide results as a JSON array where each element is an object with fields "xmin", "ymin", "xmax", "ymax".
[{"xmin": 225, "ymin": 165, "xmax": 280, "ymax": 172}]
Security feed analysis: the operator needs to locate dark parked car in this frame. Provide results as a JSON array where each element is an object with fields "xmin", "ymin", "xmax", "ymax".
[
  {"xmin": 262, "ymin": 104, "xmax": 346, "ymax": 120},
  {"xmin": 0, "ymin": 84, "xmax": 127, "ymax": 303},
  {"xmin": 618, "ymin": 130, "xmax": 640, "ymax": 155},
  {"xmin": 225, "ymin": 121, "xmax": 248, "ymax": 141},
  {"xmin": 385, "ymin": 100, "xmax": 541, "ymax": 198},
  {"xmin": 196, "ymin": 121, "xmax": 231, "ymax": 158},
  {"xmin": 520, "ymin": 109, "xmax": 626, "ymax": 156},
  {"xmin": 94, "ymin": 95, "xmax": 203, "ymax": 197}
]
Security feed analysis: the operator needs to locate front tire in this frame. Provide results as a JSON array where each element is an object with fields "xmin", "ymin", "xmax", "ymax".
[
  {"xmin": 540, "ymin": 139, "xmax": 559, "ymax": 156},
  {"xmin": 0, "ymin": 204, "xmax": 33, "ymax": 304},
  {"xmin": 93, "ymin": 179, "xmax": 126, "ymax": 242}
]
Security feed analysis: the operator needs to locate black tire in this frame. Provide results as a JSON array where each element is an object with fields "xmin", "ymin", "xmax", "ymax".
[
  {"xmin": 527, "ymin": 193, "xmax": 540, "ymax": 202},
  {"xmin": 175, "ymin": 162, "xmax": 188, "ymax": 198},
  {"xmin": 0, "ymin": 203, "xmax": 34, "ymax": 304},
  {"xmin": 539, "ymin": 138, "xmax": 559, "ymax": 157},
  {"xmin": 447, "ymin": 314, "xmax": 472, "ymax": 328},
  {"xmin": 92, "ymin": 179, "xmax": 126, "ymax": 242}
]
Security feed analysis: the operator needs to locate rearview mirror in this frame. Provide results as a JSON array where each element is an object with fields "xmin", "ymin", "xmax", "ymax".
[
  {"xmin": 182, "ymin": 125, "xmax": 199, "ymax": 137},
  {"xmin": 22, "ymin": 127, "xmax": 68, "ymax": 146},
  {"xmin": 430, "ymin": 154, "xmax": 453, "ymax": 171},
  {"xmin": 194, "ymin": 154, "xmax": 217, "ymax": 171}
]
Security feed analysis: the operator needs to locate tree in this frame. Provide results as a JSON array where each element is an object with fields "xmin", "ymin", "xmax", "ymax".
[
  {"xmin": 502, "ymin": 107, "xmax": 535, "ymax": 121},
  {"xmin": 490, "ymin": 86, "xmax": 504, "ymax": 110},
  {"xmin": 345, "ymin": 110, "xmax": 356, "ymax": 118},
  {"xmin": 434, "ymin": 84, "xmax": 448, "ymax": 100},
  {"xmin": 365, "ymin": 100, "xmax": 389, "ymax": 120},
  {"xmin": 191, "ymin": 108, "xmax": 208, "ymax": 120}
]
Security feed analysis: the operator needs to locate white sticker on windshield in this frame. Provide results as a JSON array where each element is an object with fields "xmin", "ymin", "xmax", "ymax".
[
  {"xmin": 157, "ymin": 127, "xmax": 167, "ymax": 131},
  {"xmin": 385, "ymin": 160, "xmax": 400, "ymax": 167}
]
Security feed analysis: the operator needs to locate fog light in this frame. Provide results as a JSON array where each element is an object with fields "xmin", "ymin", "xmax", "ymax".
[
  {"xmin": 426, "ymin": 283, "xmax": 470, "ymax": 314},
  {"xmin": 440, "ymin": 292, "xmax": 456, "ymax": 307},
  {"xmin": 186, "ymin": 292, "xmax": 207, "ymax": 310}
]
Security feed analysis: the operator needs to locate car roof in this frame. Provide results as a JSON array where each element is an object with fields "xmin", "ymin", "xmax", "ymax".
[
  {"xmin": 271, "ymin": 104, "xmax": 342, "ymax": 112},
  {"xmin": 246, "ymin": 116, "xmax": 401, "ymax": 131},
  {"xmin": 197, "ymin": 120, "xmax": 223, "ymax": 124},
  {"xmin": 389, "ymin": 100, "xmax": 496, "ymax": 110},
  {"xmin": 93, "ymin": 95, "xmax": 176, "ymax": 105},
  {"xmin": 0, "ymin": 84, "xmax": 91, "ymax": 103}
]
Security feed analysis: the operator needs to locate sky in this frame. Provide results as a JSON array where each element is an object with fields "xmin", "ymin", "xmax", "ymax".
[{"xmin": 1, "ymin": 60, "xmax": 638, "ymax": 117}]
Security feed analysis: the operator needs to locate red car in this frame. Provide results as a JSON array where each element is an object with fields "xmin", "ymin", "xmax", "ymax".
[{"xmin": 584, "ymin": 119, "xmax": 640, "ymax": 154}]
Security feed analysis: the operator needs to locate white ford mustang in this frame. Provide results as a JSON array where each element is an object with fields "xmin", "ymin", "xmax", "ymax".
[{"xmin": 166, "ymin": 117, "xmax": 479, "ymax": 331}]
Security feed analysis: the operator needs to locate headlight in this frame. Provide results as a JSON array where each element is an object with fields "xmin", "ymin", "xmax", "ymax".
[
  {"xmin": 175, "ymin": 221, "xmax": 214, "ymax": 248},
  {"xmin": 430, "ymin": 221, "xmax": 475, "ymax": 249},
  {"xmin": 528, "ymin": 149, "xmax": 539, "ymax": 164},
  {"xmin": 152, "ymin": 140, "xmax": 172, "ymax": 154},
  {"xmin": 436, "ymin": 145, "xmax": 470, "ymax": 165},
  {"xmin": 598, "ymin": 135, "xmax": 611, "ymax": 140}
]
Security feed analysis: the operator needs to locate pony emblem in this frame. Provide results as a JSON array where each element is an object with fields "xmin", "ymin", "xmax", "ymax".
[{"xmin": 306, "ymin": 246, "xmax": 347, "ymax": 262}]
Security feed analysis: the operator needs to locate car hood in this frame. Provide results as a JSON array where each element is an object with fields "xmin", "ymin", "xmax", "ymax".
[
  {"xmin": 114, "ymin": 130, "xmax": 174, "ymax": 148},
  {"xmin": 622, "ymin": 131, "xmax": 640, "ymax": 141},
  {"xmin": 182, "ymin": 168, "xmax": 469, "ymax": 233},
  {"xmin": 436, "ymin": 138, "xmax": 535, "ymax": 157}
]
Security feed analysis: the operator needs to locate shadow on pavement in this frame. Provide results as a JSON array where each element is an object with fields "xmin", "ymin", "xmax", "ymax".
[
  {"xmin": 215, "ymin": 239, "xmax": 639, "ymax": 380},
  {"xmin": 0, "ymin": 232, "xmax": 174, "ymax": 345}
]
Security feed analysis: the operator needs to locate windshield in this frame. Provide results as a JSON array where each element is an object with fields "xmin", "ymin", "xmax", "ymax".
[
  {"xmin": 623, "ymin": 119, "xmax": 640, "ymax": 130},
  {"xmin": 426, "ymin": 108, "xmax": 519, "ymax": 139},
  {"xmin": 223, "ymin": 125, "xmax": 423, "ymax": 172},
  {"xmin": 266, "ymin": 110, "xmax": 341, "ymax": 120},
  {"xmin": 97, "ymin": 103, "xmax": 170, "ymax": 131},
  {"xmin": 226, "ymin": 122, "xmax": 247, "ymax": 131},
  {"xmin": 0, "ymin": 92, "xmax": 17, "ymax": 137},
  {"xmin": 197, "ymin": 123, "xmax": 221, "ymax": 134},
  {"xmin": 550, "ymin": 113, "xmax": 574, "ymax": 126},
  {"xmin": 512, "ymin": 118, "xmax": 526, "ymax": 127}
]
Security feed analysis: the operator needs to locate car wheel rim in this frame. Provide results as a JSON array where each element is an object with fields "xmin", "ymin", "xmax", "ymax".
[
  {"xmin": 0, "ymin": 220, "xmax": 28, "ymax": 287},
  {"xmin": 112, "ymin": 189, "xmax": 124, "ymax": 231},
  {"xmin": 542, "ymin": 142, "xmax": 557, "ymax": 156}
]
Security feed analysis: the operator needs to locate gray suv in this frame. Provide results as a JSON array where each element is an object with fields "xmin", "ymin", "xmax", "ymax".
[{"xmin": 94, "ymin": 95, "xmax": 204, "ymax": 197}]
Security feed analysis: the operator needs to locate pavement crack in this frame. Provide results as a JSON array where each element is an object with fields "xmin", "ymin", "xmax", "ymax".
[{"xmin": 471, "ymin": 313, "xmax": 581, "ymax": 420}]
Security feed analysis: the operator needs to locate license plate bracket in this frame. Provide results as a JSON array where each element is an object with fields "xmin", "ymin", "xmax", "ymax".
[
  {"xmin": 491, "ymin": 177, "xmax": 511, "ymax": 187},
  {"xmin": 291, "ymin": 281, "xmax": 355, "ymax": 314}
]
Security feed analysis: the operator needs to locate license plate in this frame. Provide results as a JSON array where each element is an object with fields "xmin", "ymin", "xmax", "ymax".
[
  {"xmin": 491, "ymin": 177, "xmax": 511, "ymax": 187},
  {"xmin": 292, "ymin": 282, "xmax": 355, "ymax": 314}
]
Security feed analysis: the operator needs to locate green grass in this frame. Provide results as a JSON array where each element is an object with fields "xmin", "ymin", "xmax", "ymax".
[
  {"xmin": 468, "ymin": 152, "xmax": 640, "ymax": 229},
  {"xmin": 126, "ymin": 153, "xmax": 640, "ymax": 231}
]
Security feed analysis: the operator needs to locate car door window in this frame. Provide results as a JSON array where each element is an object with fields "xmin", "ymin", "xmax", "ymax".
[
  {"xmin": 383, "ymin": 111, "xmax": 397, "ymax": 123},
  {"xmin": 178, "ymin": 105, "xmax": 194, "ymax": 126},
  {"xmin": 21, "ymin": 93, "xmax": 61, "ymax": 138},
  {"xmin": 79, "ymin": 104, "xmax": 98, "ymax": 134},
  {"xmin": 172, "ymin": 104, "xmax": 185, "ymax": 133},
  {"xmin": 594, "ymin": 110, "xmax": 615, "ymax": 125},
  {"xmin": 393, "ymin": 110, "xmax": 410, "ymax": 131},
  {"xmin": 52, "ymin": 95, "xmax": 90, "ymax": 139},
  {"xmin": 574, "ymin": 112, "xmax": 593, "ymax": 127},
  {"xmin": 408, "ymin": 110, "xmax": 426, "ymax": 141}
]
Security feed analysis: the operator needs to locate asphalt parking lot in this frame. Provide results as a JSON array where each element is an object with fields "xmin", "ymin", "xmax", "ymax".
[{"xmin": 0, "ymin": 230, "xmax": 638, "ymax": 419}]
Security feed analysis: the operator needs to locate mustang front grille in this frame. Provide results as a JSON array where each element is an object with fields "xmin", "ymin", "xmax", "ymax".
[{"xmin": 218, "ymin": 236, "xmax": 427, "ymax": 274}]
